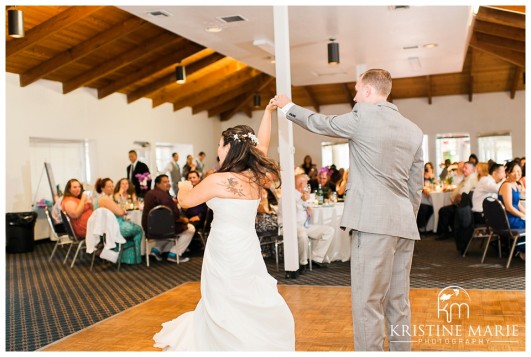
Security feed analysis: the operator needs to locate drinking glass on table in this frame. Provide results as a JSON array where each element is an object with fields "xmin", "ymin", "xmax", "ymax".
[{"xmin": 329, "ymin": 191, "xmax": 338, "ymax": 204}]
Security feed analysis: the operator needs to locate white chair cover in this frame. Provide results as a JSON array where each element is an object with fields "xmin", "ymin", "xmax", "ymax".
[{"xmin": 86, "ymin": 208, "xmax": 126, "ymax": 254}]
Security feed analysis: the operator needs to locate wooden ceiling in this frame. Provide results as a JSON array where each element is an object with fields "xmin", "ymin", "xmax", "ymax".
[{"xmin": 5, "ymin": 6, "xmax": 525, "ymax": 121}]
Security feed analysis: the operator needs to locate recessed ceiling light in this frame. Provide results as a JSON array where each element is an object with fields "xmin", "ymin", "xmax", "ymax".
[
  {"xmin": 423, "ymin": 43, "xmax": 438, "ymax": 48},
  {"xmin": 205, "ymin": 26, "xmax": 223, "ymax": 33}
]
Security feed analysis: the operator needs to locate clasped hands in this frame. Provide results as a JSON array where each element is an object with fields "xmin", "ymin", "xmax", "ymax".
[{"xmin": 268, "ymin": 94, "xmax": 291, "ymax": 112}]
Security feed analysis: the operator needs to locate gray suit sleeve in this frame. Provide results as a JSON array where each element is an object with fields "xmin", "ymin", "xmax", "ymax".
[
  {"xmin": 286, "ymin": 105, "xmax": 358, "ymax": 139},
  {"xmin": 408, "ymin": 143, "xmax": 424, "ymax": 216}
]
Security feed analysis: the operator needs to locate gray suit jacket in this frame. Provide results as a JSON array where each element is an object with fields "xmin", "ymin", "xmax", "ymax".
[{"xmin": 286, "ymin": 102, "xmax": 424, "ymax": 240}]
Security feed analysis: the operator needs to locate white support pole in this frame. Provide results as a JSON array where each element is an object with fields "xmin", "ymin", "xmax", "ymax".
[{"xmin": 273, "ymin": 6, "xmax": 299, "ymax": 273}]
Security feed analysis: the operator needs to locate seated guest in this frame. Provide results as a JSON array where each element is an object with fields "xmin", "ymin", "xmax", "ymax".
[
  {"xmin": 468, "ymin": 153, "xmax": 479, "ymax": 165},
  {"xmin": 94, "ymin": 178, "xmax": 143, "ymax": 265},
  {"xmin": 113, "ymin": 178, "xmax": 138, "ymax": 210},
  {"xmin": 424, "ymin": 162, "xmax": 436, "ymax": 186},
  {"xmin": 417, "ymin": 187, "xmax": 434, "ymax": 233},
  {"xmin": 61, "ymin": 178, "xmax": 93, "ymax": 238},
  {"xmin": 439, "ymin": 159, "xmax": 452, "ymax": 181},
  {"xmin": 336, "ymin": 168, "xmax": 349, "ymax": 199},
  {"xmin": 498, "ymin": 161, "xmax": 526, "ymax": 260},
  {"xmin": 308, "ymin": 167, "xmax": 319, "ymax": 192},
  {"xmin": 301, "ymin": 155, "xmax": 315, "ymax": 176},
  {"xmin": 451, "ymin": 161, "xmax": 465, "ymax": 185},
  {"xmin": 279, "ymin": 174, "xmax": 334, "ymax": 273},
  {"xmin": 141, "ymin": 174, "xmax": 195, "ymax": 263},
  {"xmin": 471, "ymin": 162, "xmax": 505, "ymax": 224},
  {"xmin": 436, "ymin": 161, "xmax": 478, "ymax": 239},
  {"xmin": 256, "ymin": 174, "xmax": 279, "ymax": 235},
  {"xmin": 316, "ymin": 167, "xmax": 336, "ymax": 198},
  {"xmin": 329, "ymin": 164, "xmax": 341, "ymax": 186},
  {"xmin": 183, "ymin": 171, "xmax": 208, "ymax": 229},
  {"xmin": 182, "ymin": 154, "xmax": 197, "ymax": 179}
]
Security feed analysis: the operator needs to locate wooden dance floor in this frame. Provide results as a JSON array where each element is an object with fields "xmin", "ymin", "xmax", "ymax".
[{"xmin": 42, "ymin": 282, "xmax": 525, "ymax": 352}]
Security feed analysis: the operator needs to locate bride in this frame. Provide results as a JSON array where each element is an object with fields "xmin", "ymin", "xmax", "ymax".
[{"xmin": 153, "ymin": 99, "xmax": 295, "ymax": 351}]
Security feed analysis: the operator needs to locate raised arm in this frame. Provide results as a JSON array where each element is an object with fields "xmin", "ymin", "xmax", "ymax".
[
  {"xmin": 63, "ymin": 195, "xmax": 88, "ymax": 219},
  {"xmin": 255, "ymin": 99, "xmax": 276, "ymax": 155}
]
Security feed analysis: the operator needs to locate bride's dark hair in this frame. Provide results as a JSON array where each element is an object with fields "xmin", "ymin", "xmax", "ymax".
[{"xmin": 218, "ymin": 125, "xmax": 281, "ymax": 188}]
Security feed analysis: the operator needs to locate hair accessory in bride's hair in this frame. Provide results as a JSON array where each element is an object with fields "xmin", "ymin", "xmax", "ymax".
[{"xmin": 232, "ymin": 132, "xmax": 259, "ymax": 146}]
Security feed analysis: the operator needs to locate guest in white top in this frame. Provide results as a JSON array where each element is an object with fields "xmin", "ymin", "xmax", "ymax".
[
  {"xmin": 471, "ymin": 162, "xmax": 505, "ymax": 223},
  {"xmin": 278, "ymin": 174, "xmax": 334, "ymax": 273},
  {"xmin": 436, "ymin": 161, "xmax": 478, "ymax": 239}
]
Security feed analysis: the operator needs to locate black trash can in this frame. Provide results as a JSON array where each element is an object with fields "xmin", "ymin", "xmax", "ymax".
[{"xmin": 6, "ymin": 211, "xmax": 38, "ymax": 253}]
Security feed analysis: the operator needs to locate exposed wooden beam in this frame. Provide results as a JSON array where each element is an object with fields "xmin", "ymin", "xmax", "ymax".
[
  {"xmin": 63, "ymin": 32, "xmax": 178, "ymax": 94},
  {"xmin": 151, "ymin": 60, "xmax": 250, "ymax": 108},
  {"xmin": 149, "ymin": 57, "xmax": 238, "ymax": 107},
  {"xmin": 468, "ymin": 48, "xmax": 474, "ymax": 103},
  {"xmin": 469, "ymin": 33, "xmax": 525, "ymax": 67},
  {"xmin": 20, "ymin": 16, "xmax": 147, "ymax": 87},
  {"xmin": 219, "ymin": 77, "xmax": 274, "ymax": 120},
  {"xmin": 209, "ymin": 94, "xmax": 248, "ymax": 119},
  {"xmin": 190, "ymin": 73, "xmax": 270, "ymax": 114},
  {"xmin": 126, "ymin": 51, "xmax": 223, "ymax": 104},
  {"xmin": 474, "ymin": 32, "xmax": 525, "ymax": 53},
  {"xmin": 476, "ymin": 6, "xmax": 525, "ymax": 29},
  {"xmin": 489, "ymin": 6, "xmax": 525, "ymax": 14},
  {"xmin": 509, "ymin": 66, "xmax": 524, "ymax": 99},
  {"xmin": 301, "ymin": 86, "xmax": 320, "ymax": 112},
  {"xmin": 7, "ymin": 6, "xmax": 104, "ymax": 58},
  {"xmin": 474, "ymin": 19, "xmax": 525, "ymax": 42},
  {"xmin": 426, "ymin": 75, "xmax": 432, "ymax": 105},
  {"xmin": 97, "ymin": 40, "xmax": 203, "ymax": 99},
  {"xmin": 341, "ymin": 83, "xmax": 355, "ymax": 107}
]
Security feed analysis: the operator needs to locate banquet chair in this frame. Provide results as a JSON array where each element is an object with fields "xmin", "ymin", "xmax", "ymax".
[
  {"xmin": 195, "ymin": 208, "xmax": 213, "ymax": 249},
  {"xmin": 145, "ymin": 205, "xmax": 180, "ymax": 267},
  {"xmin": 86, "ymin": 207, "xmax": 136, "ymax": 272},
  {"xmin": 60, "ymin": 210, "xmax": 86, "ymax": 268},
  {"xmin": 258, "ymin": 229, "xmax": 284, "ymax": 272},
  {"xmin": 45, "ymin": 206, "xmax": 72, "ymax": 262},
  {"xmin": 482, "ymin": 197, "xmax": 526, "ymax": 269},
  {"xmin": 459, "ymin": 192, "xmax": 501, "ymax": 261}
]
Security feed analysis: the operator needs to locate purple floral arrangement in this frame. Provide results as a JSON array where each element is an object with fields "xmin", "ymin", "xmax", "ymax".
[{"xmin": 135, "ymin": 172, "xmax": 151, "ymax": 190}]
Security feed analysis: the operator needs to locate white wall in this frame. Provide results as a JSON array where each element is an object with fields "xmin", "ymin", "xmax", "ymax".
[
  {"xmin": 5, "ymin": 70, "xmax": 525, "ymax": 212},
  {"xmin": 223, "ymin": 92, "xmax": 525, "ymax": 171},
  {"xmin": 5, "ymin": 73, "xmax": 222, "ymax": 212}
]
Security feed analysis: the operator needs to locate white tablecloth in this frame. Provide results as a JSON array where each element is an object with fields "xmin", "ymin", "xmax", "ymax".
[
  {"xmin": 310, "ymin": 203, "xmax": 351, "ymax": 262},
  {"xmin": 422, "ymin": 190, "xmax": 452, "ymax": 233}
]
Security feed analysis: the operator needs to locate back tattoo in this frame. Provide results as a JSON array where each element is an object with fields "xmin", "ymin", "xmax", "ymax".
[{"xmin": 219, "ymin": 177, "xmax": 245, "ymax": 197}]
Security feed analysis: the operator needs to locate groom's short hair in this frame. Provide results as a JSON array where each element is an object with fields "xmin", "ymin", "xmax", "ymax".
[{"xmin": 360, "ymin": 69, "xmax": 392, "ymax": 97}]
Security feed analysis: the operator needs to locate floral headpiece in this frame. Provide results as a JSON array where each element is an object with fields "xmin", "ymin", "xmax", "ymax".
[{"xmin": 232, "ymin": 132, "xmax": 259, "ymax": 146}]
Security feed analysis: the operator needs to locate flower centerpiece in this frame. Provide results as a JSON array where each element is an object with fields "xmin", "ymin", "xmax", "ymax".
[{"xmin": 135, "ymin": 172, "xmax": 151, "ymax": 190}]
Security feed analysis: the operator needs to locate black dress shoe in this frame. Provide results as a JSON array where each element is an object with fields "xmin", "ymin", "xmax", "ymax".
[{"xmin": 311, "ymin": 261, "xmax": 328, "ymax": 268}]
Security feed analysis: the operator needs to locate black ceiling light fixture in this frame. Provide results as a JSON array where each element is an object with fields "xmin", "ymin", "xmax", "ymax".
[
  {"xmin": 253, "ymin": 93, "xmax": 261, "ymax": 108},
  {"xmin": 8, "ymin": 7, "xmax": 25, "ymax": 38},
  {"xmin": 328, "ymin": 38, "xmax": 339, "ymax": 64},
  {"xmin": 175, "ymin": 65, "xmax": 186, "ymax": 84}
]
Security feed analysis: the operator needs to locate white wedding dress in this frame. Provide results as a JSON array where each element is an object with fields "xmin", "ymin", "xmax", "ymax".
[{"xmin": 153, "ymin": 197, "xmax": 295, "ymax": 351}]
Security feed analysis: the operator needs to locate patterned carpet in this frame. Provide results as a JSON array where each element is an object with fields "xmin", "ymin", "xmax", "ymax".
[{"xmin": 5, "ymin": 233, "xmax": 525, "ymax": 351}]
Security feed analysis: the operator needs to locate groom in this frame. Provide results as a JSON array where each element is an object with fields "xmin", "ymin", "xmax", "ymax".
[{"xmin": 273, "ymin": 69, "xmax": 424, "ymax": 351}]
